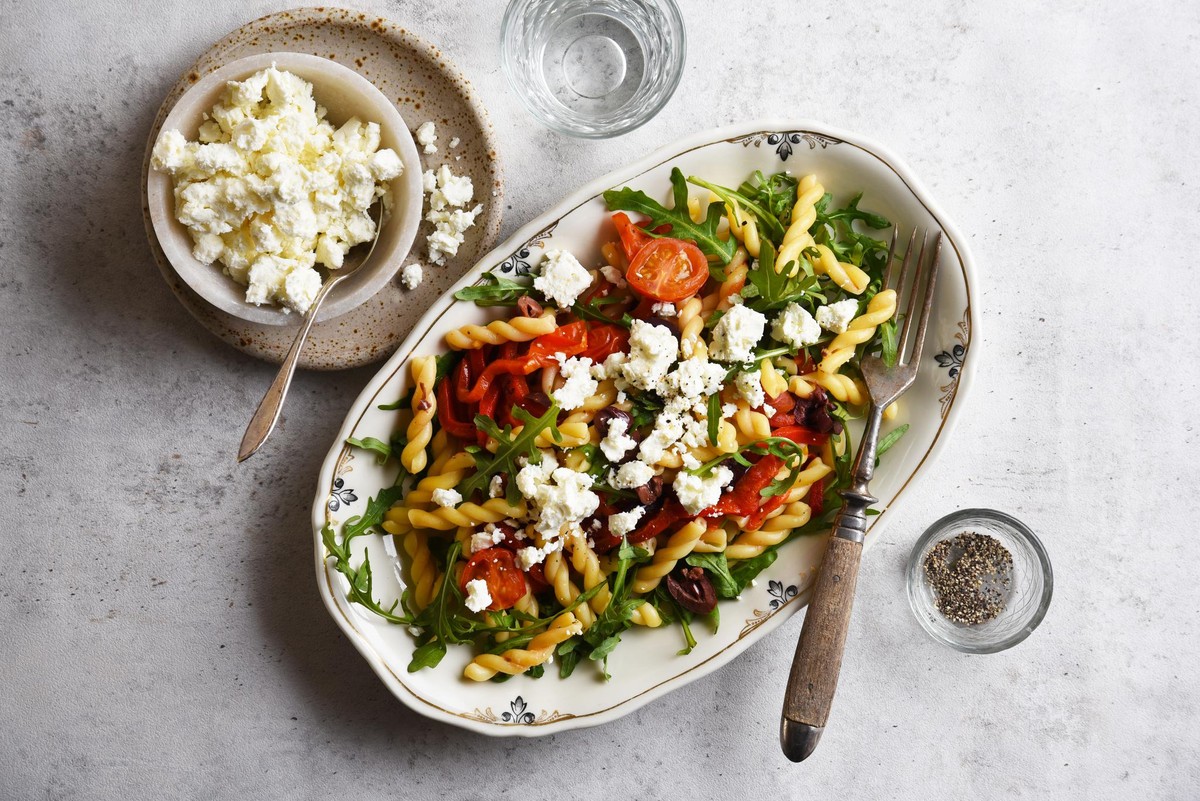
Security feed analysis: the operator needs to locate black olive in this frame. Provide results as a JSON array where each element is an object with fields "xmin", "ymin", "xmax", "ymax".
[{"xmin": 667, "ymin": 566, "xmax": 717, "ymax": 615}]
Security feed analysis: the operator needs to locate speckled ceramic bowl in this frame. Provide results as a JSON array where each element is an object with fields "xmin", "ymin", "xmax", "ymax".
[{"xmin": 146, "ymin": 51, "xmax": 424, "ymax": 326}]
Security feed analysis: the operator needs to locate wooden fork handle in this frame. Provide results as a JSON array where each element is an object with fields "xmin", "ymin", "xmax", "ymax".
[{"xmin": 780, "ymin": 530, "xmax": 865, "ymax": 762}]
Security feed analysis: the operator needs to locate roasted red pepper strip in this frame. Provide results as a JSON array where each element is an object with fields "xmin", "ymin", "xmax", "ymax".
[
  {"xmin": 458, "ymin": 323, "xmax": 588, "ymax": 403},
  {"xmin": 581, "ymin": 323, "xmax": 629, "ymax": 363},
  {"xmin": 771, "ymin": 424, "xmax": 829, "ymax": 447},
  {"xmin": 809, "ymin": 476, "xmax": 826, "ymax": 516},
  {"xmin": 765, "ymin": 392, "xmax": 797, "ymax": 427},
  {"xmin": 476, "ymin": 381, "xmax": 503, "ymax": 445},
  {"xmin": 702, "ymin": 455, "xmax": 783, "ymax": 518},
  {"xmin": 744, "ymin": 494, "xmax": 786, "ymax": 532},
  {"xmin": 437, "ymin": 366, "xmax": 477, "ymax": 439},
  {"xmin": 628, "ymin": 500, "xmax": 688, "ymax": 544}
]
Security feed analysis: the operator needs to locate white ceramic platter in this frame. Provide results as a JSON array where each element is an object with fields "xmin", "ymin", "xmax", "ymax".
[{"xmin": 310, "ymin": 121, "xmax": 978, "ymax": 735}]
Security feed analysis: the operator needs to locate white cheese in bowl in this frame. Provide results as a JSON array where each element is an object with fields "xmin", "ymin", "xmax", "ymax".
[{"xmin": 151, "ymin": 66, "xmax": 405, "ymax": 314}]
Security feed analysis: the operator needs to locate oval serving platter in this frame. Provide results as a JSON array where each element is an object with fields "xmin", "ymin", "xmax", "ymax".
[{"xmin": 310, "ymin": 120, "xmax": 978, "ymax": 736}]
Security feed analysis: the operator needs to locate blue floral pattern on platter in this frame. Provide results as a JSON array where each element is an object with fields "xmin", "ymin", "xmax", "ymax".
[
  {"xmin": 493, "ymin": 224, "xmax": 557, "ymax": 276},
  {"xmin": 466, "ymin": 695, "xmax": 570, "ymax": 726},
  {"xmin": 935, "ymin": 344, "xmax": 965, "ymax": 379},
  {"xmin": 733, "ymin": 131, "xmax": 842, "ymax": 160},
  {"xmin": 767, "ymin": 580, "xmax": 799, "ymax": 610}
]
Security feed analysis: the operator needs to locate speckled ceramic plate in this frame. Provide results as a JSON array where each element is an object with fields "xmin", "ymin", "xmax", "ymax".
[
  {"xmin": 311, "ymin": 121, "xmax": 979, "ymax": 735},
  {"xmin": 140, "ymin": 7, "xmax": 503, "ymax": 370}
]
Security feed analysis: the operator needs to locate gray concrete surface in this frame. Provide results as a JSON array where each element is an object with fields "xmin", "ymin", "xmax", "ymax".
[{"xmin": 2, "ymin": 0, "xmax": 1198, "ymax": 798}]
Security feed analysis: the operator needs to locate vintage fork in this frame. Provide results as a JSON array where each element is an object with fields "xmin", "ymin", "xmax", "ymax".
[{"xmin": 780, "ymin": 229, "xmax": 943, "ymax": 762}]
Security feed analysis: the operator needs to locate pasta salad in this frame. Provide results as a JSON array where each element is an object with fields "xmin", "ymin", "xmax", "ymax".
[{"xmin": 322, "ymin": 166, "xmax": 909, "ymax": 681}]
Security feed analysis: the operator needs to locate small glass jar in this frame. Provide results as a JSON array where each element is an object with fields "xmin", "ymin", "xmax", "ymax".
[
  {"xmin": 906, "ymin": 509, "xmax": 1052, "ymax": 653},
  {"xmin": 501, "ymin": 0, "xmax": 686, "ymax": 138}
]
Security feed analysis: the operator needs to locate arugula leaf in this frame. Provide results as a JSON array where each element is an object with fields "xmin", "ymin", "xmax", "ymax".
[
  {"xmin": 706, "ymin": 394, "xmax": 721, "ymax": 446},
  {"xmin": 687, "ymin": 175, "xmax": 786, "ymax": 244},
  {"xmin": 685, "ymin": 552, "xmax": 739, "ymax": 599},
  {"xmin": 876, "ymin": 423, "xmax": 909, "ymax": 459},
  {"xmin": 457, "ymin": 404, "xmax": 561, "ymax": 499},
  {"xmin": 629, "ymin": 390, "xmax": 665, "ymax": 429},
  {"xmin": 728, "ymin": 549, "xmax": 779, "ymax": 593},
  {"xmin": 346, "ymin": 436, "xmax": 392, "ymax": 465},
  {"xmin": 557, "ymin": 640, "xmax": 581, "ymax": 679},
  {"xmin": 744, "ymin": 238, "xmax": 824, "ymax": 313},
  {"xmin": 453, "ymin": 273, "xmax": 535, "ymax": 307},
  {"xmin": 812, "ymin": 192, "xmax": 892, "ymax": 276},
  {"xmin": 572, "ymin": 294, "xmax": 632, "ymax": 328},
  {"xmin": 880, "ymin": 317, "xmax": 900, "ymax": 367},
  {"xmin": 603, "ymin": 168, "xmax": 736, "ymax": 263},
  {"xmin": 736, "ymin": 170, "xmax": 799, "ymax": 225}
]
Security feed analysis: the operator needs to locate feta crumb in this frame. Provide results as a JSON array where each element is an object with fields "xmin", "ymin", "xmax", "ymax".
[
  {"xmin": 449, "ymin": 136, "xmax": 461, "ymax": 149},
  {"xmin": 599, "ymin": 417, "xmax": 637, "ymax": 462},
  {"xmin": 673, "ymin": 465, "xmax": 734, "ymax": 515},
  {"xmin": 488, "ymin": 475, "xmax": 505, "ymax": 498},
  {"xmin": 431, "ymin": 488, "xmax": 462, "ymax": 508},
  {"xmin": 816, "ymin": 299, "xmax": 859, "ymax": 333},
  {"xmin": 651, "ymin": 301, "xmax": 677, "ymax": 318},
  {"xmin": 422, "ymin": 164, "xmax": 482, "ymax": 265},
  {"xmin": 710, "ymin": 304, "xmax": 767, "ymax": 362},
  {"xmin": 735, "ymin": 370, "xmax": 766, "ymax": 409},
  {"xmin": 599, "ymin": 264, "xmax": 627, "ymax": 287},
  {"xmin": 608, "ymin": 507, "xmax": 645, "ymax": 537},
  {"xmin": 407, "ymin": 625, "xmax": 424, "ymax": 637},
  {"xmin": 638, "ymin": 411, "xmax": 684, "ymax": 464},
  {"xmin": 400, "ymin": 262, "xmax": 423, "ymax": 290},
  {"xmin": 613, "ymin": 460, "xmax": 655, "ymax": 489},
  {"xmin": 470, "ymin": 530, "xmax": 495, "ymax": 553},
  {"xmin": 552, "ymin": 356, "xmax": 598, "ymax": 411},
  {"xmin": 516, "ymin": 452, "xmax": 558, "ymax": 499},
  {"xmin": 771, "ymin": 302, "xmax": 822, "ymax": 348},
  {"xmin": 416, "ymin": 120, "xmax": 438, "ymax": 154},
  {"xmin": 464, "ymin": 578, "xmax": 492, "ymax": 612},
  {"xmin": 516, "ymin": 546, "xmax": 544, "ymax": 570},
  {"xmin": 622, "ymin": 319, "xmax": 679, "ymax": 391},
  {"xmin": 534, "ymin": 249, "xmax": 592, "ymax": 309},
  {"xmin": 661, "ymin": 356, "xmax": 726, "ymax": 408}
]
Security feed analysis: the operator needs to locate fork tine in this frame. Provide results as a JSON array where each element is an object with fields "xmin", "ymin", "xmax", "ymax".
[
  {"xmin": 893, "ymin": 228, "xmax": 917, "ymax": 296},
  {"xmin": 883, "ymin": 227, "xmax": 900, "ymax": 289},
  {"xmin": 898, "ymin": 230, "xmax": 929, "ymax": 364},
  {"xmin": 905, "ymin": 232, "xmax": 943, "ymax": 369}
]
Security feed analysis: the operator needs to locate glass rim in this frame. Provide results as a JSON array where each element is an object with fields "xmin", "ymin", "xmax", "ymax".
[
  {"xmin": 905, "ymin": 507, "xmax": 1053, "ymax": 654},
  {"xmin": 499, "ymin": 0, "xmax": 687, "ymax": 139}
]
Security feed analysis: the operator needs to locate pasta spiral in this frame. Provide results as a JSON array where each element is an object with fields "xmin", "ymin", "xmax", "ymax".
[
  {"xmin": 567, "ymin": 535, "xmax": 661, "ymax": 627},
  {"xmin": 725, "ymin": 199, "xmax": 761, "ymax": 258},
  {"xmin": 407, "ymin": 498, "xmax": 526, "ymax": 531},
  {"xmin": 818, "ymin": 289, "xmax": 897, "ymax": 375},
  {"xmin": 677, "ymin": 296, "xmax": 709, "ymax": 360},
  {"xmin": 401, "ymin": 356, "xmax": 437, "ymax": 473},
  {"xmin": 811, "ymin": 244, "xmax": 870, "ymax": 295},
  {"xmin": 463, "ymin": 613, "xmax": 582, "ymax": 681},
  {"xmin": 544, "ymin": 550, "xmax": 596, "ymax": 630},
  {"xmin": 402, "ymin": 531, "xmax": 440, "ymax": 610},
  {"xmin": 777, "ymin": 174, "xmax": 824, "ymax": 270},
  {"xmin": 444, "ymin": 312, "xmax": 557, "ymax": 350},
  {"xmin": 632, "ymin": 518, "xmax": 707, "ymax": 593},
  {"xmin": 726, "ymin": 501, "xmax": 812, "ymax": 561}
]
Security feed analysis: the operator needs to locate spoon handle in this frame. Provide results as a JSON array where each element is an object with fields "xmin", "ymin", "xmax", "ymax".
[{"xmin": 237, "ymin": 278, "xmax": 340, "ymax": 462}]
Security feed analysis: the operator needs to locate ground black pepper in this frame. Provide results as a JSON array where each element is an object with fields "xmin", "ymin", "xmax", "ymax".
[{"xmin": 923, "ymin": 531, "xmax": 1013, "ymax": 625}]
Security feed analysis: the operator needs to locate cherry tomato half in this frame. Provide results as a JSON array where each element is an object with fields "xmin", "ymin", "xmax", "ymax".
[
  {"xmin": 612, "ymin": 212, "xmax": 656, "ymax": 261},
  {"xmin": 460, "ymin": 547, "xmax": 527, "ymax": 611},
  {"xmin": 626, "ymin": 238, "xmax": 709, "ymax": 303}
]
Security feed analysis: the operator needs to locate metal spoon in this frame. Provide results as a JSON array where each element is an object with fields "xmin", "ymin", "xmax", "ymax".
[{"xmin": 237, "ymin": 204, "xmax": 385, "ymax": 462}]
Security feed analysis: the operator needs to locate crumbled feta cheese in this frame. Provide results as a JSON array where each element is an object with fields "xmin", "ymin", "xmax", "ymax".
[
  {"xmin": 651, "ymin": 301, "xmax": 677, "ymax": 318},
  {"xmin": 622, "ymin": 319, "xmax": 679, "ymax": 391},
  {"xmin": 599, "ymin": 417, "xmax": 637, "ymax": 462},
  {"xmin": 488, "ymin": 475, "xmax": 505, "ymax": 498},
  {"xmin": 608, "ymin": 507, "xmax": 645, "ymax": 537},
  {"xmin": 534, "ymin": 250, "xmax": 592, "ymax": 309},
  {"xmin": 431, "ymin": 488, "xmax": 462, "ymax": 508},
  {"xmin": 416, "ymin": 120, "xmax": 438, "ymax": 154},
  {"xmin": 771, "ymin": 302, "xmax": 822, "ymax": 348},
  {"xmin": 400, "ymin": 262, "xmax": 423, "ymax": 290},
  {"xmin": 816, "ymin": 299, "xmax": 859, "ymax": 333},
  {"xmin": 673, "ymin": 465, "xmax": 734, "ymax": 515},
  {"xmin": 407, "ymin": 625, "xmax": 424, "ymax": 637},
  {"xmin": 763, "ymin": 404, "xmax": 776, "ymax": 417},
  {"xmin": 638, "ymin": 411, "xmax": 685, "ymax": 464},
  {"xmin": 518, "ymin": 463, "xmax": 599, "ymax": 540},
  {"xmin": 150, "ymin": 66, "xmax": 403, "ymax": 314},
  {"xmin": 710, "ymin": 305, "xmax": 767, "ymax": 362},
  {"xmin": 552, "ymin": 356, "xmax": 598, "ymax": 411},
  {"xmin": 516, "ymin": 546, "xmax": 544, "ymax": 570},
  {"xmin": 613, "ymin": 460, "xmax": 655, "ymax": 489},
  {"xmin": 661, "ymin": 356, "xmax": 726, "ymax": 409},
  {"xmin": 470, "ymin": 530, "xmax": 495, "ymax": 553},
  {"xmin": 592, "ymin": 351, "xmax": 627, "ymax": 381},
  {"xmin": 464, "ymin": 578, "xmax": 491, "ymax": 612},
  {"xmin": 735, "ymin": 370, "xmax": 766, "ymax": 409},
  {"xmin": 599, "ymin": 264, "xmax": 626, "ymax": 287},
  {"xmin": 422, "ymin": 164, "xmax": 482, "ymax": 265}
]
